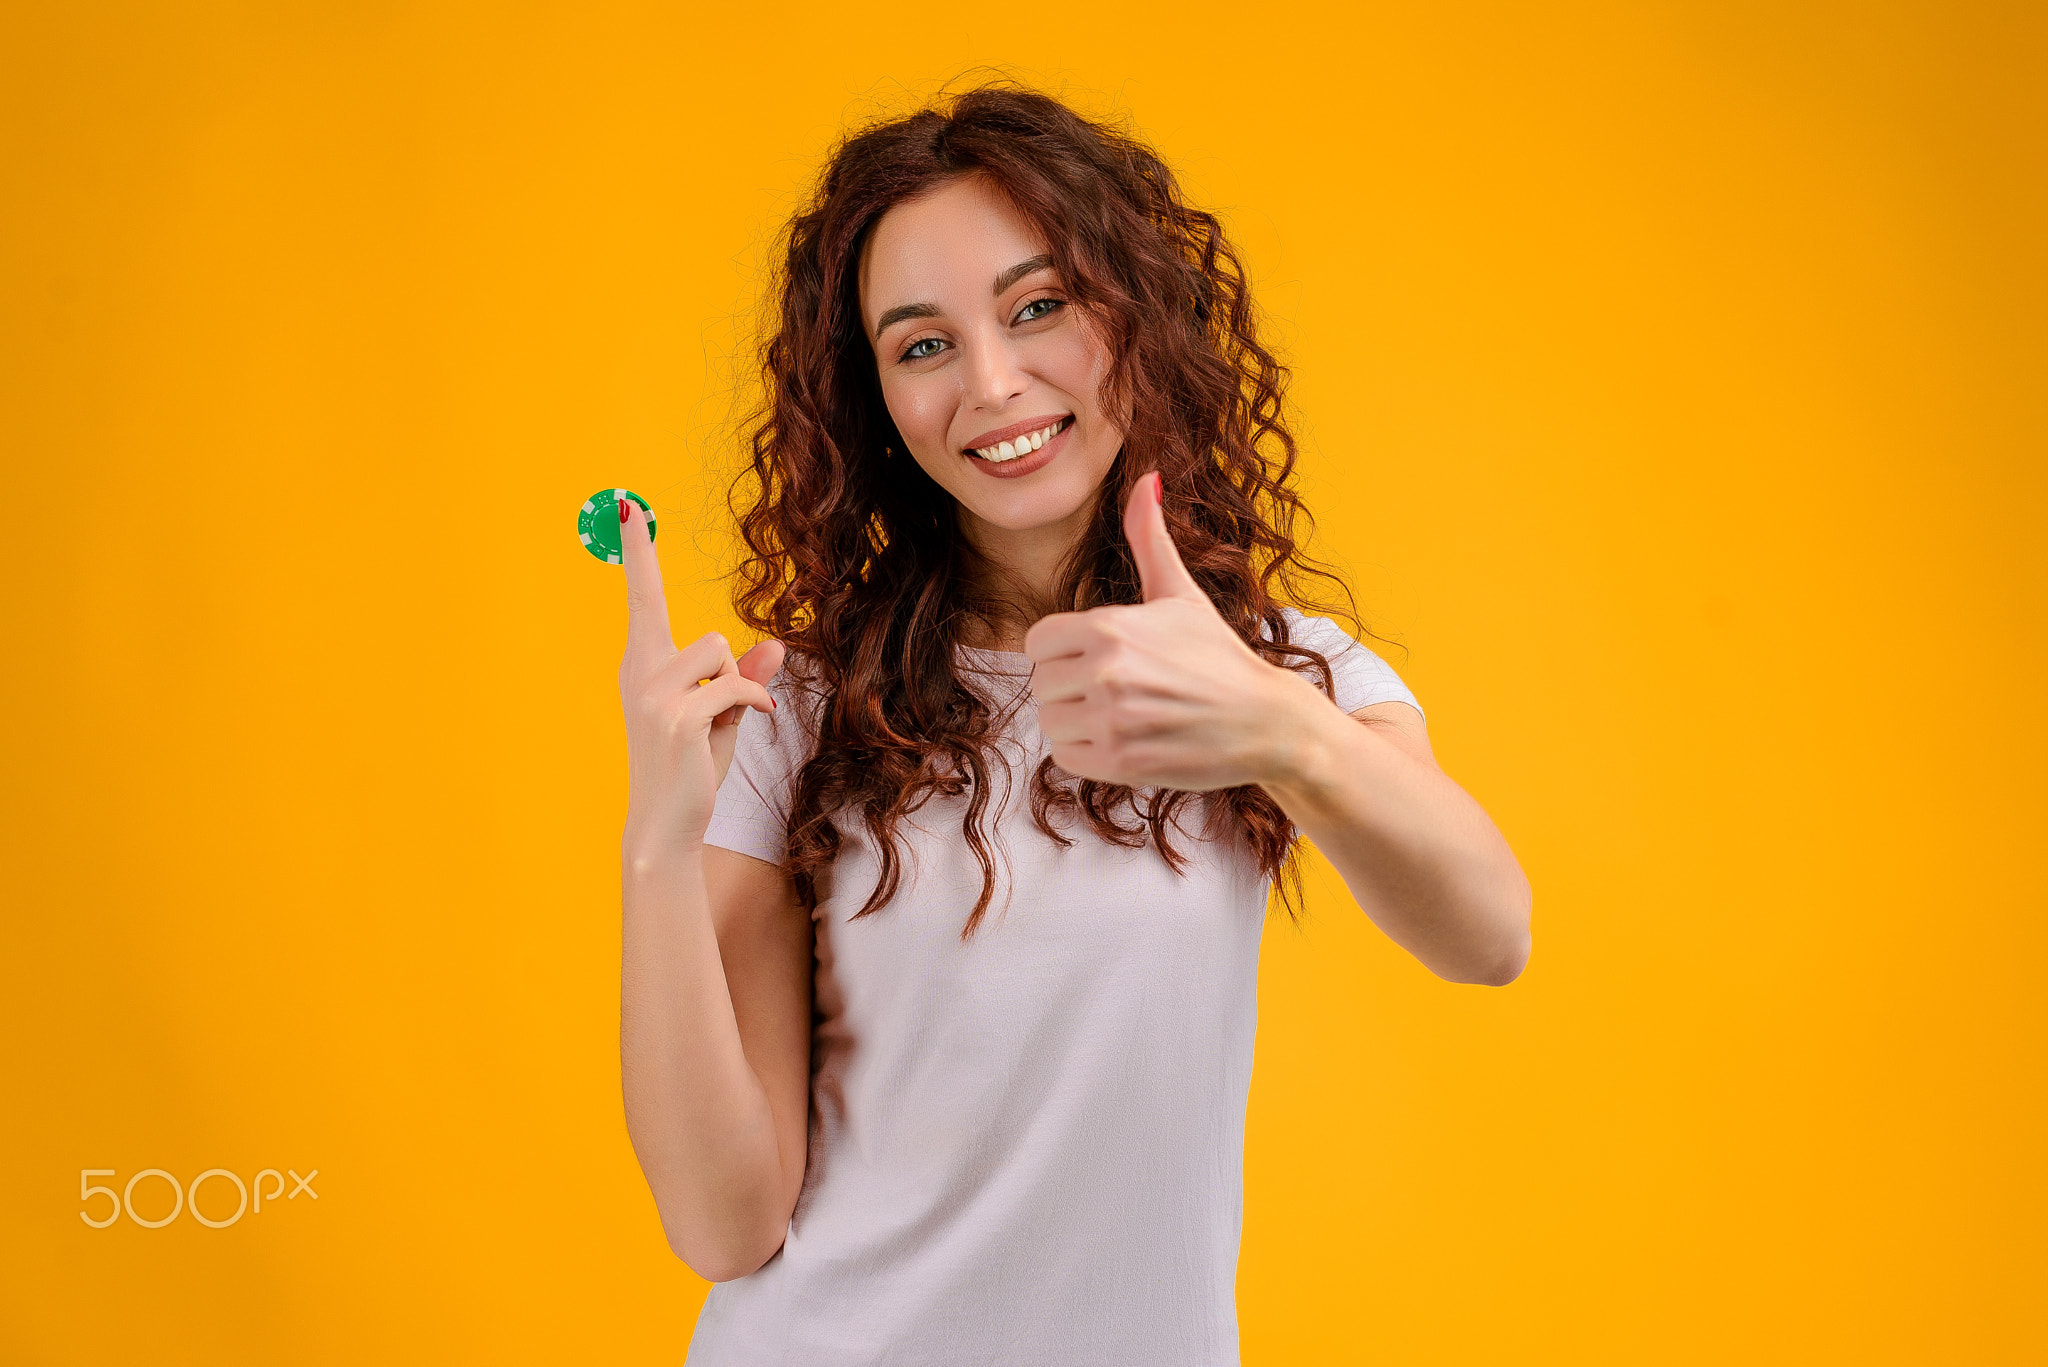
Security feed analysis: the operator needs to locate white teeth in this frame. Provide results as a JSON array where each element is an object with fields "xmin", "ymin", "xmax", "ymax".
[{"xmin": 972, "ymin": 418, "xmax": 1067, "ymax": 462}]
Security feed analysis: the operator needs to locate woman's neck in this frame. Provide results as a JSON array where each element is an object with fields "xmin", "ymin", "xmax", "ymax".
[{"xmin": 954, "ymin": 500, "xmax": 1093, "ymax": 653}]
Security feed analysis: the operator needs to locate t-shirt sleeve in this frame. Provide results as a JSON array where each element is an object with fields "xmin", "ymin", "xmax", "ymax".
[
  {"xmin": 1280, "ymin": 607, "xmax": 1425, "ymax": 721},
  {"xmin": 701, "ymin": 671, "xmax": 813, "ymax": 866}
]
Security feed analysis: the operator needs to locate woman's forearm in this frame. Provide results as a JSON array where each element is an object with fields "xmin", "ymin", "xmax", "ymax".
[
  {"xmin": 1258, "ymin": 704, "xmax": 1532, "ymax": 985},
  {"xmin": 619, "ymin": 843, "xmax": 788, "ymax": 1279}
]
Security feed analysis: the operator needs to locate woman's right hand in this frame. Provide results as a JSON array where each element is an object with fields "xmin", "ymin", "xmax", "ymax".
[{"xmin": 618, "ymin": 499, "xmax": 785, "ymax": 861}]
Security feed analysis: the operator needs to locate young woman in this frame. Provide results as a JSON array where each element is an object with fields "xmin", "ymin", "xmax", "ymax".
[{"xmin": 616, "ymin": 84, "xmax": 1532, "ymax": 1366}]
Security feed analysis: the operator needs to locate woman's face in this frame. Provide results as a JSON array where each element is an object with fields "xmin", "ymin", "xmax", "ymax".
[{"xmin": 858, "ymin": 174, "xmax": 1124, "ymax": 539}]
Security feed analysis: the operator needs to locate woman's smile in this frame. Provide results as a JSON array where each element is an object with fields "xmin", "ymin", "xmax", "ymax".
[{"xmin": 962, "ymin": 415, "xmax": 1075, "ymax": 479}]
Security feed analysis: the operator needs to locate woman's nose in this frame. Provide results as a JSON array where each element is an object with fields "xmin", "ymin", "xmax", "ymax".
[{"xmin": 960, "ymin": 329, "xmax": 1029, "ymax": 411}]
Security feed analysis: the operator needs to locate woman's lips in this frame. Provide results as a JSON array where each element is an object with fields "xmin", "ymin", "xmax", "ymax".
[
  {"xmin": 964, "ymin": 416, "xmax": 1072, "ymax": 480},
  {"xmin": 962, "ymin": 413, "xmax": 1071, "ymax": 458}
]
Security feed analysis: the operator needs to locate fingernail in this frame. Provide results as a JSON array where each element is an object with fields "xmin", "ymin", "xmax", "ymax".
[
  {"xmin": 770, "ymin": 698, "xmax": 778, "ymax": 710},
  {"xmin": 1152, "ymin": 471, "xmax": 1163, "ymax": 506},
  {"xmin": 619, "ymin": 500, "xmax": 630, "ymax": 525}
]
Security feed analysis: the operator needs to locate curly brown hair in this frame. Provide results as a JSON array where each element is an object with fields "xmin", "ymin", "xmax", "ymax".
[{"xmin": 729, "ymin": 81, "xmax": 1383, "ymax": 938}]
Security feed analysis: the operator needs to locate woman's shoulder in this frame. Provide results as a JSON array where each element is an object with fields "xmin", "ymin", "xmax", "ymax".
[
  {"xmin": 1261, "ymin": 606, "xmax": 1424, "ymax": 720},
  {"xmin": 1263, "ymin": 603, "xmax": 1355, "ymax": 647},
  {"xmin": 735, "ymin": 645, "xmax": 830, "ymax": 757}
]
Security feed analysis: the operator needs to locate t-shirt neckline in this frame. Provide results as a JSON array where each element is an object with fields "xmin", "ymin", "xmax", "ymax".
[{"xmin": 954, "ymin": 643, "xmax": 1034, "ymax": 677}]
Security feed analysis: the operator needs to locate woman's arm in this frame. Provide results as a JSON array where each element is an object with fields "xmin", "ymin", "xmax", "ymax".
[
  {"xmin": 621, "ymin": 842, "xmax": 814, "ymax": 1280},
  {"xmin": 613, "ymin": 500, "xmax": 813, "ymax": 1280},
  {"xmin": 1256, "ymin": 695, "xmax": 1531, "ymax": 985},
  {"xmin": 1027, "ymin": 472, "xmax": 1531, "ymax": 984}
]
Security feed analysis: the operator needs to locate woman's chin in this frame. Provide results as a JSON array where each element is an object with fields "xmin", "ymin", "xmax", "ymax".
[{"xmin": 958, "ymin": 462, "xmax": 1112, "ymax": 534}]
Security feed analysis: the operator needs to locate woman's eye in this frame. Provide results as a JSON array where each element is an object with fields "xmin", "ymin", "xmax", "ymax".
[
  {"xmin": 902, "ymin": 337, "xmax": 946, "ymax": 362},
  {"xmin": 1017, "ymin": 297, "xmax": 1064, "ymax": 323}
]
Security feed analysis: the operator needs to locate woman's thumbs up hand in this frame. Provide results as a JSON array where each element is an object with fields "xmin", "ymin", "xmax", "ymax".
[{"xmin": 1023, "ymin": 471, "xmax": 1323, "ymax": 792}]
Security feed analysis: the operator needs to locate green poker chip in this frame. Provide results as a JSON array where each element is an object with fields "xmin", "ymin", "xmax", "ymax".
[{"xmin": 577, "ymin": 488, "xmax": 656, "ymax": 564}]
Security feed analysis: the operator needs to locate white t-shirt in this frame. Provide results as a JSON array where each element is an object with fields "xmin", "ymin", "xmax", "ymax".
[{"xmin": 684, "ymin": 607, "xmax": 1423, "ymax": 1367}]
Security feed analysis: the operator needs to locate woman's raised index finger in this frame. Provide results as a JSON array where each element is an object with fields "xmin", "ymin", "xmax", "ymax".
[{"xmin": 619, "ymin": 498, "xmax": 674, "ymax": 660}]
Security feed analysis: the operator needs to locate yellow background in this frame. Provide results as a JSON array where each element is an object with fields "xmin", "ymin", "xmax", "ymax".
[{"xmin": 3, "ymin": 2, "xmax": 2041, "ymax": 1362}]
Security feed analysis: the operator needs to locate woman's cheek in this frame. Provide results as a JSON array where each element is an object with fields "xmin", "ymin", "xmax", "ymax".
[{"xmin": 888, "ymin": 377, "xmax": 953, "ymax": 458}]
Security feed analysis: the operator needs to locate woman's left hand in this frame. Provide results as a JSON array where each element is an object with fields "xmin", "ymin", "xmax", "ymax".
[{"xmin": 1024, "ymin": 470, "xmax": 1327, "ymax": 792}]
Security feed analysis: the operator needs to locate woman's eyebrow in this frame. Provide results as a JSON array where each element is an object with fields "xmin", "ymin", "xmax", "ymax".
[
  {"xmin": 872, "ymin": 256, "xmax": 1057, "ymax": 341},
  {"xmin": 992, "ymin": 254, "xmax": 1055, "ymax": 295},
  {"xmin": 874, "ymin": 302, "xmax": 939, "ymax": 339}
]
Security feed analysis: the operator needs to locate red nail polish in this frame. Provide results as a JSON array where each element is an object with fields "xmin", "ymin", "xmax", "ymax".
[
  {"xmin": 1152, "ymin": 472, "xmax": 1163, "ymax": 506},
  {"xmin": 619, "ymin": 500, "xmax": 630, "ymax": 525}
]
